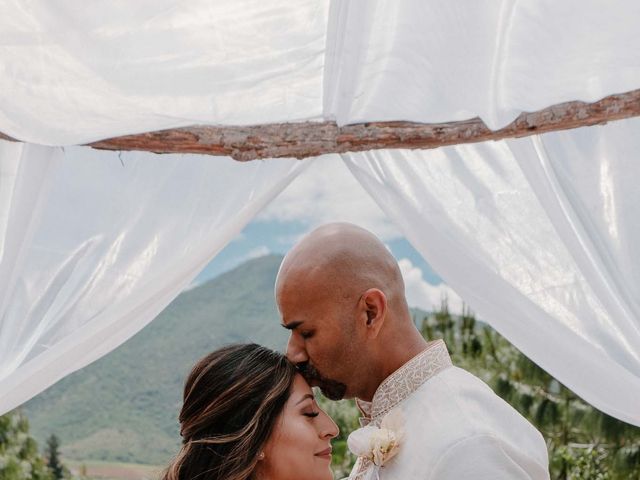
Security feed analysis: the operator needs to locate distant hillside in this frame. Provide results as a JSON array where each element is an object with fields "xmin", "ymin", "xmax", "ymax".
[{"xmin": 24, "ymin": 254, "xmax": 289, "ymax": 465}]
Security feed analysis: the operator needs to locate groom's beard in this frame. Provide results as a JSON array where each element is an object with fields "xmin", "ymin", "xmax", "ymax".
[{"xmin": 297, "ymin": 362, "xmax": 347, "ymax": 401}]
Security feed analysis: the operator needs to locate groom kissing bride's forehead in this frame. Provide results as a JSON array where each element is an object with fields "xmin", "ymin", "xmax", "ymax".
[{"xmin": 276, "ymin": 222, "xmax": 551, "ymax": 479}]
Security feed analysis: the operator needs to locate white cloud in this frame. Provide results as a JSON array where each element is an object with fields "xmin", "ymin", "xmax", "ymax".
[
  {"xmin": 258, "ymin": 155, "xmax": 401, "ymax": 241},
  {"xmin": 243, "ymin": 245, "xmax": 270, "ymax": 261},
  {"xmin": 398, "ymin": 258, "xmax": 465, "ymax": 314}
]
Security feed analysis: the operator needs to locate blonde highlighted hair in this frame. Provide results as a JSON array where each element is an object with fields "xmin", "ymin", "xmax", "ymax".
[{"xmin": 162, "ymin": 344, "xmax": 297, "ymax": 480}]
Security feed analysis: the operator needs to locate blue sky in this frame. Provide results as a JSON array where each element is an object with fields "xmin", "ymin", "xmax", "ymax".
[{"xmin": 194, "ymin": 155, "xmax": 464, "ymax": 313}]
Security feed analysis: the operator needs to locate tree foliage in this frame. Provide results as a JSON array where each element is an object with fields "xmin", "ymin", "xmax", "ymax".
[
  {"xmin": 46, "ymin": 434, "xmax": 65, "ymax": 480},
  {"xmin": 0, "ymin": 410, "xmax": 53, "ymax": 480}
]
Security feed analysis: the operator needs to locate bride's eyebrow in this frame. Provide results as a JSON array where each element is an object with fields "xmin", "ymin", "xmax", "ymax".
[{"xmin": 296, "ymin": 393, "xmax": 314, "ymax": 405}]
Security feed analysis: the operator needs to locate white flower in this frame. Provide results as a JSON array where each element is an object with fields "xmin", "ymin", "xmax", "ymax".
[{"xmin": 347, "ymin": 409, "xmax": 405, "ymax": 467}]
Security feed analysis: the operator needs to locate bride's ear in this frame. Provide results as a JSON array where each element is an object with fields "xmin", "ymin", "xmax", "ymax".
[
  {"xmin": 361, "ymin": 288, "xmax": 387, "ymax": 338},
  {"xmin": 253, "ymin": 451, "xmax": 266, "ymax": 479}
]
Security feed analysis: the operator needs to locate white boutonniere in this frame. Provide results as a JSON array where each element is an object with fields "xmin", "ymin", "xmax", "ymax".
[{"xmin": 347, "ymin": 408, "xmax": 405, "ymax": 468}]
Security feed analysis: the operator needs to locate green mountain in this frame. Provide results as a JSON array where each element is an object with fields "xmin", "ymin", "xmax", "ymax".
[{"xmin": 23, "ymin": 254, "xmax": 289, "ymax": 465}]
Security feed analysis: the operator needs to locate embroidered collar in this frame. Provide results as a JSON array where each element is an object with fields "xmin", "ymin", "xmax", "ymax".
[{"xmin": 356, "ymin": 340, "xmax": 452, "ymax": 426}]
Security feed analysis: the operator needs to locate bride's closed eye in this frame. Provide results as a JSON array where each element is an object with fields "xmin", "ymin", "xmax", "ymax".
[{"xmin": 303, "ymin": 411, "xmax": 320, "ymax": 418}]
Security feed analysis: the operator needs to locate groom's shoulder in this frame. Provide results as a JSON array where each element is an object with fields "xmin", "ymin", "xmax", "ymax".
[
  {"xmin": 410, "ymin": 365, "xmax": 529, "ymax": 426},
  {"xmin": 405, "ymin": 365, "xmax": 545, "ymax": 445},
  {"xmin": 387, "ymin": 366, "xmax": 550, "ymax": 478},
  {"xmin": 408, "ymin": 364, "xmax": 497, "ymax": 402}
]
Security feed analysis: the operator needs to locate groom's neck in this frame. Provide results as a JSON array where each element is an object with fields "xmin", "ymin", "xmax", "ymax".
[{"xmin": 359, "ymin": 328, "xmax": 429, "ymax": 402}]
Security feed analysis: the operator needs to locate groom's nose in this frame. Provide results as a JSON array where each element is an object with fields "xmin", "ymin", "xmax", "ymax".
[{"xmin": 286, "ymin": 334, "xmax": 309, "ymax": 364}]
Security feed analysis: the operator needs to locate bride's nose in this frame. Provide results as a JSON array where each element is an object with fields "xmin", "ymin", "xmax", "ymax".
[
  {"xmin": 286, "ymin": 333, "xmax": 308, "ymax": 364},
  {"xmin": 320, "ymin": 410, "xmax": 340, "ymax": 439}
]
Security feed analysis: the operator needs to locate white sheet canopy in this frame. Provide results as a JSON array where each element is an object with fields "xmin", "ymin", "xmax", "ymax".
[
  {"xmin": 0, "ymin": 141, "xmax": 307, "ymax": 414},
  {"xmin": 0, "ymin": 1, "xmax": 639, "ymax": 425},
  {"xmin": 344, "ymin": 117, "xmax": 640, "ymax": 426},
  {"xmin": 2, "ymin": 0, "xmax": 639, "ymax": 144}
]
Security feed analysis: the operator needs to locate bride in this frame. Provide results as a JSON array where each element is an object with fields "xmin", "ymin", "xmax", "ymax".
[{"xmin": 162, "ymin": 343, "xmax": 339, "ymax": 480}]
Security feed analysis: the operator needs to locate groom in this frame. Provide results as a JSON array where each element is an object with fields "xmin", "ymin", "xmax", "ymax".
[{"xmin": 276, "ymin": 223, "xmax": 550, "ymax": 479}]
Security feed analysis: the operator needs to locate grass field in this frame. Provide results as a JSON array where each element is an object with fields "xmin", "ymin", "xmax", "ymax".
[{"xmin": 66, "ymin": 460, "xmax": 163, "ymax": 480}]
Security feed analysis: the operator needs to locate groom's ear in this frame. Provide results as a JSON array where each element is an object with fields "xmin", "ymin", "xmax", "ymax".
[{"xmin": 361, "ymin": 288, "xmax": 387, "ymax": 338}]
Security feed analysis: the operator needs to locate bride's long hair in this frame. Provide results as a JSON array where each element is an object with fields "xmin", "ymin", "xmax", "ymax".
[{"xmin": 162, "ymin": 343, "xmax": 297, "ymax": 480}]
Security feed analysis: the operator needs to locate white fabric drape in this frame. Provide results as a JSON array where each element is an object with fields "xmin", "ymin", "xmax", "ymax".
[
  {"xmin": 0, "ymin": 140, "xmax": 308, "ymax": 415},
  {"xmin": 326, "ymin": 0, "xmax": 640, "ymax": 129},
  {"xmin": 343, "ymin": 117, "xmax": 640, "ymax": 427},
  {"xmin": 1, "ymin": 0, "xmax": 638, "ymax": 144},
  {"xmin": 0, "ymin": 0, "xmax": 329, "ymax": 145}
]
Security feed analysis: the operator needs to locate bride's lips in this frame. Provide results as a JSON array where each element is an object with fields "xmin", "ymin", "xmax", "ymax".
[{"xmin": 315, "ymin": 447, "xmax": 332, "ymax": 459}]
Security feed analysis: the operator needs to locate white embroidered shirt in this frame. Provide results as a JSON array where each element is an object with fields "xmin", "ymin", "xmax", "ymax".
[{"xmin": 349, "ymin": 340, "xmax": 550, "ymax": 480}]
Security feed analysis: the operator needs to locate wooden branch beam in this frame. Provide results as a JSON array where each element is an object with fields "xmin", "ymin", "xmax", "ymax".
[{"xmin": 2, "ymin": 89, "xmax": 640, "ymax": 161}]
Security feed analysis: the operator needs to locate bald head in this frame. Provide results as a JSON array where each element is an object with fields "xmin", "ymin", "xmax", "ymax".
[
  {"xmin": 277, "ymin": 223, "xmax": 427, "ymax": 401},
  {"xmin": 276, "ymin": 223, "xmax": 408, "ymax": 319}
]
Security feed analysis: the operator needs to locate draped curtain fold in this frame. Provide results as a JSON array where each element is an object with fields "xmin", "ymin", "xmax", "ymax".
[
  {"xmin": 343, "ymin": 118, "xmax": 640, "ymax": 426},
  {"xmin": 1, "ymin": 1, "xmax": 638, "ymax": 144},
  {"xmin": 324, "ymin": 0, "xmax": 640, "ymax": 129},
  {"xmin": 0, "ymin": 141, "xmax": 308, "ymax": 414}
]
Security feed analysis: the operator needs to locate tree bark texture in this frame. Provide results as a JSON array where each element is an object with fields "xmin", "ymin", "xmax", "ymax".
[{"xmin": 1, "ymin": 89, "xmax": 639, "ymax": 161}]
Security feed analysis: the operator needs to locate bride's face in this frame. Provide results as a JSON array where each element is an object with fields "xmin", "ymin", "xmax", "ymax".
[{"xmin": 258, "ymin": 374, "xmax": 339, "ymax": 480}]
